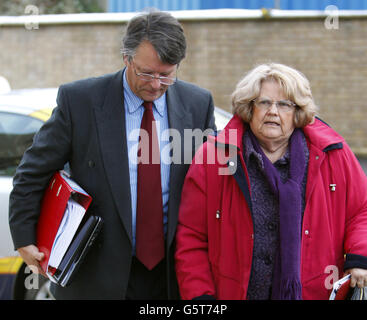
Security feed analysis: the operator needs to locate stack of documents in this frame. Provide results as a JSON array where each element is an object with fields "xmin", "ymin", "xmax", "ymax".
[
  {"xmin": 37, "ymin": 171, "xmax": 102, "ymax": 287},
  {"xmin": 48, "ymin": 199, "xmax": 86, "ymax": 270},
  {"xmin": 52, "ymin": 215, "xmax": 102, "ymax": 286}
]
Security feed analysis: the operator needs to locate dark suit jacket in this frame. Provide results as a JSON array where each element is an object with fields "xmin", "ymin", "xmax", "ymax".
[{"xmin": 9, "ymin": 69, "xmax": 216, "ymax": 299}]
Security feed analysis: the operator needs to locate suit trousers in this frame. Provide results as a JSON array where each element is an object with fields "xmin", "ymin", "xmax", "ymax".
[{"xmin": 126, "ymin": 256, "xmax": 168, "ymax": 300}]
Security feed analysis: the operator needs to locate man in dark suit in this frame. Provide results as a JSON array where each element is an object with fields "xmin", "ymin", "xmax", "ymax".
[{"xmin": 9, "ymin": 10, "xmax": 215, "ymax": 299}]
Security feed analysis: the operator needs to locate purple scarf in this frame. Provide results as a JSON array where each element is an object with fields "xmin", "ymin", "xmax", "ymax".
[{"xmin": 249, "ymin": 129, "xmax": 306, "ymax": 300}]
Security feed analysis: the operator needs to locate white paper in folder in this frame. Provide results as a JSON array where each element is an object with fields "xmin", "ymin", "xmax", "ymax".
[{"xmin": 48, "ymin": 198, "xmax": 86, "ymax": 269}]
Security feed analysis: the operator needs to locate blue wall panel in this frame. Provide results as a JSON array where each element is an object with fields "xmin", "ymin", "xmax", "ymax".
[
  {"xmin": 108, "ymin": 0, "xmax": 367, "ymax": 12},
  {"xmin": 282, "ymin": 0, "xmax": 367, "ymax": 10},
  {"xmin": 201, "ymin": 0, "xmax": 275, "ymax": 9}
]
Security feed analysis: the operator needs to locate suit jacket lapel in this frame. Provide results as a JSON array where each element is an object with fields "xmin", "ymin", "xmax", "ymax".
[
  {"xmin": 166, "ymin": 84, "xmax": 189, "ymax": 248},
  {"xmin": 93, "ymin": 69, "xmax": 133, "ymax": 243}
]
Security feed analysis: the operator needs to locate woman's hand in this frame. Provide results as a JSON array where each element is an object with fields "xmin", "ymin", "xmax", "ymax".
[{"xmin": 345, "ymin": 268, "xmax": 367, "ymax": 288}]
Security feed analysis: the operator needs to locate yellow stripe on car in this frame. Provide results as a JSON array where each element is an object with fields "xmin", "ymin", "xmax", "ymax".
[
  {"xmin": 0, "ymin": 256, "xmax": 23, "ymax": 274},
  {"xmin": 29, "ymin": 108, "xmax": 53, "ymax": 121}
]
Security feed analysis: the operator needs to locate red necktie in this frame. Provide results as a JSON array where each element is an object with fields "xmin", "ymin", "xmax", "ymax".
[{"xmin": 136, "ymin": 101, "xmax": 164, "ymax": 270}]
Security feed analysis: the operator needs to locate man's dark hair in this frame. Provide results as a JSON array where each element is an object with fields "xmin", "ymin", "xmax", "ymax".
[{"xmin": 121, "ymin": 10, "xmax": 186, "ymax": 65}]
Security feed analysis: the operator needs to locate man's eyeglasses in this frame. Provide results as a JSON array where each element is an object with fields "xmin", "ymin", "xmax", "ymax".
[
  {"xmin": 253, "ymin": 98, "xmax": 296, "ymax": 112},
  {"xmin": 131, "ymin": 60, "xmax": 177, "ymax": 86}
]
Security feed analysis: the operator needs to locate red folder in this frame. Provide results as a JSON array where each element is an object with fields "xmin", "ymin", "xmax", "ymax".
[
  {"xmin": 329, "ymin": 274, "xmax": 352, "ymax": 300},
  {"xmin": 36, "ymin": 171, "xmax": 92, "ymax": 274}
]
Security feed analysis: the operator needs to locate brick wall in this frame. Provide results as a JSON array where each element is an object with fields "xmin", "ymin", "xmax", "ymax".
[{"xmin": 1, "ymin": 13, "xmax": 367, "ymax": 154}]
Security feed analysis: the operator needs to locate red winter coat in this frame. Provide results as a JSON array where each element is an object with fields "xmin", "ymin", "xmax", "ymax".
[{"xmin": 175, "ymin": 115, "xmax": 367, "ymax": 300}]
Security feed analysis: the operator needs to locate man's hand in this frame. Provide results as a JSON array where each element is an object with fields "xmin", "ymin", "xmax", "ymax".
[
  {"xmin": 18, "ymin": 245, "xmax": 46, "ymax": 277},
  {"xmin": 345, "ymin": 268, "xmax": 367, "ymax": 288}
]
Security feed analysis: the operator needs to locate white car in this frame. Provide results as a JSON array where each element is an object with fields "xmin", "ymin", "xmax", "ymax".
[
  {"xmin": 0, "ymin": 86, "xmax": 231, "ymax": 299},
  {"xmin": 0, "ymin": 87, "xmax": 57, "ymax": 300}
]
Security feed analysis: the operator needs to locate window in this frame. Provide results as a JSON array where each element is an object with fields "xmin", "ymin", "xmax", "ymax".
[{"xmin": 0, "ymin": 112, "xmax": 43, "ymax": 176}]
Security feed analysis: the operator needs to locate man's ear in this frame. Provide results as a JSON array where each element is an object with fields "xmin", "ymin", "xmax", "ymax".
[{"xmin": 123, "ymin": 55, "xmax": 129, "ymax": 66}]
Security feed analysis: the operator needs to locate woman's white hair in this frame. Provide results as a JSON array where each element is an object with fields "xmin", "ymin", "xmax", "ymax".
[{"xmin": 231, "ymin": 63, "xmax": 318, "ymax": 127}]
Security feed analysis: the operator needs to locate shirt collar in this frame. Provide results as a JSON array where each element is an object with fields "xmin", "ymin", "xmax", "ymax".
[{"xmin": 123, "ymin": 69, "xmax": 166, "ymax": 117}]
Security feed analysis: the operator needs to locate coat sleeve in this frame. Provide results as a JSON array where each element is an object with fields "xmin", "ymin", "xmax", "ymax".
[
  {"xmin": 8, "ymin": 86, "xmax": 72, "ymax": 249},
  {"xmin": 175, "ymin": 144, "xmax": 217, "ymax": 300},
  {"xmin": 342, "ymin": 143, "xmax": 367, "ymax": 269}
]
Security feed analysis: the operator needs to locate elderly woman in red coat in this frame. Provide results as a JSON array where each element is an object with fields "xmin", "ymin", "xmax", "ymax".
[{"xmin": 175, "ymin": 63, "xmax": 367, "ymax": 300}]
